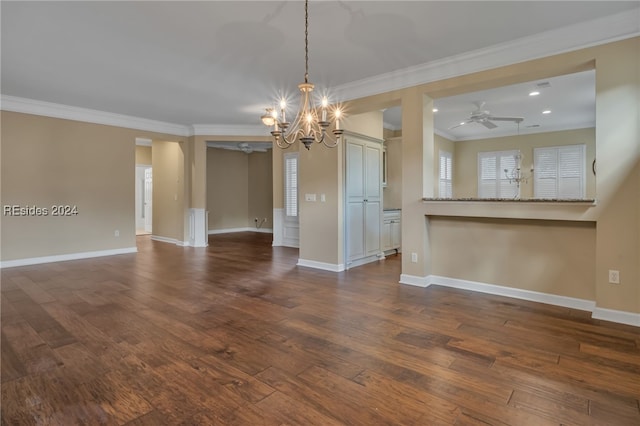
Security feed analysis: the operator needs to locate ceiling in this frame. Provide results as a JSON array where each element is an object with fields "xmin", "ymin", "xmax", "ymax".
[
  {"xmin": 383, "ymin": 69, "xmax": 596, "ymax": 140},
  {"xmin": 2, "ymin": 1, "xmax": 639, "ymax": 139}
]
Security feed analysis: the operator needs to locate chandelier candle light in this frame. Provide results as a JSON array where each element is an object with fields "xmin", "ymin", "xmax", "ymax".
[{"xmin": 261, "ymin": 0, "xmax": 343, "ymax": 150}]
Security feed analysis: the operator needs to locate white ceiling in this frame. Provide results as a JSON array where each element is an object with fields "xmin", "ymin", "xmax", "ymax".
[
  {"xmin": 2, "ymin": 1, "xmax": 639, "ymax": 138},
  {"xmin": 383, "ymin": 69, "xmax": 596, "ymax": 140}
]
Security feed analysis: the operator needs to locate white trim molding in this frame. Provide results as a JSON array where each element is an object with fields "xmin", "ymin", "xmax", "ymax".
[
  {"xmin": 151, "ymin": 235, "xmax": 182, "ymax": 245},
  {"xmin": 399, "ymin": 274, "xmax": 640, "ymax": 328},
  {"xmin": 208, "ymin": 227, "xmax": 273, "ymax": 235},
  {"xmin": 1, "ymin": 95, "xmax": 190, "ymax": 136},
  {"xmin": 334, "ymin": 10, "xmax": 640, "ymax": 103},
  {"xmin": 592, "ymin": 307, "xmax": 640, "ymax": 328},
  {"xmin": 272, "ymin": 208, "xmax": 284, "ymax": 247},
  {"xmin": 297, "ymin": 259, "xmax": 345, "ymax": 273},
  {"xmin": 0, "ymin": 247, "xmax": 137, "ymax": 268},
  {"xmin": 399, "ymin": 274, "xmax": 432, "ymax": 288},
  {"xmin": 427, "ymin": 275, "xmax": 596, "ymax": 312},
  {"xmin": 191, "ymin": 124, "xmax": 268, "ymax": 137},
  {"xmin": 188, "ymin": 208, "xmax": 208, "ymax": 247}
]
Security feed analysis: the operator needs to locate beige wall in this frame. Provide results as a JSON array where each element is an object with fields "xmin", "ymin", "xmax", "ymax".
[
  {"xmin": 453, "ymin": 127, "xmax": 596, "ymax": 198},
  {"xmin": 135, "ymin": 145, "xmax": 152, "ymax": 165},
  {"xmin": 0, "ymin": 112, "xmax": 184, "ymax": 260},
  {"xmin": 343, "ymin": 111, "xmax": 384, "ymax": 140},
  {"xmin": 248, "ymin": 151, "xmax": 273, "ymax": 229},
  {"xmin": 206, "ymin": 148, "xmax": 273, "ymax": 231},
  {"xmin": 430, "ymin": 217, "xmax": 596, "ymax": 300},
  {"xmin": 152, "ymin": 141, "xmax": 186, "ymax": 242},
  {"xmin": 207, "ymin": 148, "xmax": 249, "ymax": 230}
]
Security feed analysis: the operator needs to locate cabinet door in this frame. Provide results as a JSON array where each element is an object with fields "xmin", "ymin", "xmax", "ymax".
[
  {"xmin": 382, "ymin": 220, "xmax": 392, "ymax": 251},
  {"xmin": 347, "ymin": 142, "xmax": 365, "ymax": 203},
  {"xmin": 391, "ymin": 220, "xmax": 401, "ymax": 249},
  {"xmin": 365, "ymin": 145, "xmax": 381, "ymax": 202},
  {"xmin": 365, "ymin": 200, "xmax": 381, "ymax": 256},
  {"xmin": 347, "ymin": 200, "xmax": 365, "ymax": 262}
]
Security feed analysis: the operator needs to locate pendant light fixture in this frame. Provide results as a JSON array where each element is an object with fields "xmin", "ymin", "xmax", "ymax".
[{"xmin": 261, "ymin": 0, "xmax": 343, "ymax": 150}]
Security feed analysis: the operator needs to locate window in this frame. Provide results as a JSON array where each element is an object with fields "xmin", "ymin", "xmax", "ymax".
[
  {"xmin": 478, "ymin": 150, "xmax": 519, "ymax": 199},
  {"xmin": 534, "ymin": 144, "xmax": 586, "ymax": 199},
  {"xmin": 284, "ymin": 153, "xmax": 298, "ymax": 217},
  {"xmin": 439, "ymin": 150, "xmax": 452, "ymax": 198}
]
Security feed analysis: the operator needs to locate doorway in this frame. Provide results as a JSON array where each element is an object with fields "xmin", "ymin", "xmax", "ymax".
[{"xmin": 135, "ymin": 165, "xmax": 152, "ymax": 235}]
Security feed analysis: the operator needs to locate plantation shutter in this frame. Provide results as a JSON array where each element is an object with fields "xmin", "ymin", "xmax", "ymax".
[
  {"xmin": 439, "ymin": 150, "xmax": 453, "ymax": 198},
  {"xmin": 478, "ymin": 150, "xmax": 519, "ymax": 199},
  {"xmin": 284, "ymin": 153, "xmax": 298, "ymax": 217},
  {"xmin": 534, "ymin": 145, "xmax": 585, "ymax": 199}
]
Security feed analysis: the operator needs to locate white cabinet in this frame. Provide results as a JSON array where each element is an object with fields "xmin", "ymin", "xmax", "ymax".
[
  {"xmin": 382, "ymin": 210, "xmax": 401, "ymax": 254},
  {"xmin": 345, "ymin": 133, "xmax": 383, "ymax": 268}
]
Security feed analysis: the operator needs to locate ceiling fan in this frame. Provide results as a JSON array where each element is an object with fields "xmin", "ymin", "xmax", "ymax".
[{"xmin": 449, "ymin": 101, "xmax": 524, "ymax": 129}]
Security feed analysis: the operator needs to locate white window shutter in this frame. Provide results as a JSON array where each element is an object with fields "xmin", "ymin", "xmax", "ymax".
[
  {"xmin": 534, "ymin": 148, "xmax": 558, "ymax": 199},
  {"xmin": 478, "ymin": 150, "xmax": 519, "ymax": 199},
  {"xmin": 534, "ymin": 145, "xmax": 585, "ymax": 199},
  {"xmin": 284, "ymin": 153, "xmax": 298, "ymax": 217},
  {"xmin": 478, "ymin": 154, "xmax": 497, "ymax": 198},
  {"xmin": 439, "ymin": 150, "xmax": 453, "ymax": 198},
  {"xmin": 558, "ymin": 146, "xmax": 585, "ymax": 199}
]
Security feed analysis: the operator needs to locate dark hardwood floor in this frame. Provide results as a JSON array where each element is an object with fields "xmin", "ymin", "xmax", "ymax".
[{"xmin": 2, "ymin": 232, "xmax": 639, "ymax": 425}]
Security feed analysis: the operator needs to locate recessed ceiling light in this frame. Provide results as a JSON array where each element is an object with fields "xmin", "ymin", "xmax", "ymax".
[
  {"xmin": 459, "ymin": 122, "xmax": 466, "ymax": 125},
  {"xmin": 432, "ymin": 108, "xmax": 438, "ymax": 113},
  {"xmin": 529, "ymin": 91, "xmax": 540, "ymax": 96},
  {"xmin": 542, "ymin": 110, "xmax": 552, "ymax": 114}
]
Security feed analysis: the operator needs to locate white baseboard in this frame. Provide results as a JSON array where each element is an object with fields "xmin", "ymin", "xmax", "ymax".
[
  {"xmin": 0, "ymin": 247, "xmax": 138, "ymax": 268},
  {"xmin": 208, "ymin": 227, "xmax": 273, "ymax": 235},
  {"xmin": 399, "ymin": 274, "xmax": 432, "ymax": 288},
  {"xmin": 297, "ymin": 258, "xmax": 345, "ymax": 272},
  {"xmin": 399, "ymin": 274, "xmax": 639, "ymax": 327},
  {"xmin": 428, "ymin": 275, "xmax": 596, "ymax": 312},
  {"xmin": 151, "ymin": 235, "xmax": 181, "ymax": 245},
  {"xmin": 272, "ymin": 208, "xmax": 284, "ymax": 246},
  {"xmin": 592, "ymin": 307, "xmax": 640, "ymax": 327}
]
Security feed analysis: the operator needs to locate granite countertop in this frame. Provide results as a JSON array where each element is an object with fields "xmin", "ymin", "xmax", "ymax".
[{"xmin": 423, "ymin": 198, "xmax": 595, "ymax": 203}]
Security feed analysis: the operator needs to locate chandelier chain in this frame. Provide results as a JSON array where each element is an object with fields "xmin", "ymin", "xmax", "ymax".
[{"xmin": 304, "ymin": 0, "xmax": 309, "ymax": 83}]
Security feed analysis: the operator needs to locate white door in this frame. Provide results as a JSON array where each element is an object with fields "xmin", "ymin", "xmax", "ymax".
[{"xmin": 144, "ymin": 167, "xmax": 153, "ymax": 233}]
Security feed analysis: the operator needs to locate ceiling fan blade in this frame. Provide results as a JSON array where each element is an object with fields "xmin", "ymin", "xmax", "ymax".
[
  {"xmin": 481, "ymin": 120, "xmax": 498, "ymax": 129},
  {"xmin": 448, "ymin": 120, "xmax": 471, "ymax": 130},
  {"xmin": 488, "ymin": 116, "xmax": 524, "ymax": 123}
]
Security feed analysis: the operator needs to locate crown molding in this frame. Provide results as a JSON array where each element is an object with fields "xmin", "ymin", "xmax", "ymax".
[
  {"xmin": 0, "ymin": 95, "xmax": 190, "ymax": 136},
  {"xmin": 190, "ymin": 124, "xmax": 267, "ymax": 137},
  {"xmin": 1, "ymin": 9, "xmax": 637, "ymax": 134},
  {"xmin": 334, "ymin": 9, "xmax": 640, "ymax": 102}
]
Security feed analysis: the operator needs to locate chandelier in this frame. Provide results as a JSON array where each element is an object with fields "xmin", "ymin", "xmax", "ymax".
[
  {"xmin": 260, "ymin": 0, "xmax": 343, "ymax": 150},
  {"xmin": 504, "ymin": 153, "xmax": 533, "ymax": 189}
]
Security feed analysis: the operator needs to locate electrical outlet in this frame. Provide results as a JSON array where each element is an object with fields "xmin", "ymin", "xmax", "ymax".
[
  {"xmin": 411, "ymin": 252, "xmax": 418, "ymax": 263},
  {"xmin": 114, "ymin": 230, "xmax": 120, "ymax": 237},
  {"xmin": 608, "ymin": 270, "xmax": 620, "ymax": 284}
]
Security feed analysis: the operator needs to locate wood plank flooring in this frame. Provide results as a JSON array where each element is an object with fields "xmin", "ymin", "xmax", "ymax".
[{"xmin": 2, "ymin": 232, "xmax": 639, "ymax": 425}]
